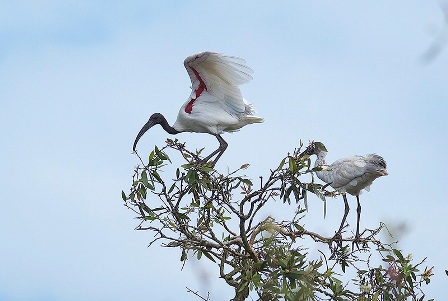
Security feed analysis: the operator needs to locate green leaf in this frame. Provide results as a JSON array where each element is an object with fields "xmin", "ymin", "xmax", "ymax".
[
  {"xmin": 293, "ymin": 223, "xmax": 304, "ymax": 231},
  {"xmin": 312, "ymin": 166, "xmax": 323, "ymax": 172},
  {"xmin": 202, "ymin": 250, "xmax": 216, "ymax": 262},
  {"xmin": 241, "ymin": 178, "xmax": 253, "ymax": 186},
  {"xmin": 121, "ymin": 190, "xmax": 127, "ymax": 201},
  {"xmin": 155, "ymin": 146, "xmax": 170, "ymax": 162},
  {"xmin": 303, "ymin": 189, "xmax": 308, "ymax": 211},
  {"xmin": 238, "ymin": 281, "xmax": 248, "ymax": 293},
  {"xmin": 288, "ymin": 157, "xmax": 298, "ymax": 173},
  {"xmin": 240, "ymin": 163, "xmax": 250, "ymax": 169},
  {"xmin": 290, "ymin": 184, "xmax": 300, "ymax": 203},
  {"xmin": 279, "ymin": 258, "xmax": 289, "ymax": 268},
  {"xmin": 148, "ymin": 150, "xmax": 155, "ymax": 163},
  {"xmin": 168, "ymin": 183, "xmax": 176, "ymax": 193},
  {"xmin": 138, "ymin": 186, "xmax": 147, "ymax": 199},
  {"xmin": 278, "ymin": 158, "xmax": 286, "ymax": 170},
  {"xmin": 373, "ymin": 291, "xmax": 380, "ymax": 301},
  {"xmin": 151, "ymin": 207, "xmax": 165, "ymax": 211},
  {"xmin": 283, "ymin": 186, "xmax": 293, "ymax": 204},
  {"xmin": 383, "ymin": 255, "xmax": 395, "ymax": 262},
  {"xmin": 154, "ymin": 145, "xmax": 161, "ymax": 156},
  {"xmin": 140, "ymin": 203, "xmax": 152, "ymax": 214},
  {"xmin": 152, "ymin": 170, "xmax": 163, "ymax": 183},
  {"xmin": 176, "ymin": 212, "xmax": 190, "ymax": 220},
  {"xmin": 182, "ymin": 163, "xmax": 194, "ymax": 169},
  {"xmin": 393, "ymin": 249, "xmax": 405, "ymax": 262},
  {"xmin": 252, "ymin": 272, "xmax": 261, "ymax": 286},
  {"xmin": 141, "ymin": 170, "xmax": 149, "ymax": 186},
  {"xmin": 181, "ymin": 249, "xmax": 187, "ymax": 261},
  {"xmin": 199, "ymin": 165, "xmax": 214, "ymax": 173},
  {"xmin": 186, "ymin": 170, "xmax": 198, "ymax": 185},
  {"xmin": 286, "ymin": 270, "xmax": 303, "ymax": 280},
  {"xmin": 146, "ymin": 182, "xmax": 155, "ymax": 191}
]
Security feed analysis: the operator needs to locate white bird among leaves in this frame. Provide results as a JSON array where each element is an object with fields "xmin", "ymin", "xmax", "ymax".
[
  {"xmin": 302, "ymin": 141, "xmax": 388, "ymax": 243},
  {"xmin": 133, "ymin": 51, "xmax": 264, "ymax": 166}
]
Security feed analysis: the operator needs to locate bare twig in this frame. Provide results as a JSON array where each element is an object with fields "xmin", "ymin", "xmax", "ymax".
[{"xmin": 186, "ymin": 287, "xmax": 210, "ymax": 301}]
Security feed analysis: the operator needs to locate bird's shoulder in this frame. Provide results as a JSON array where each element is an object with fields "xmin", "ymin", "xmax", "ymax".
[{"xmin": 330, "ymin": 156, "xmax": 368, "ymax": 171}]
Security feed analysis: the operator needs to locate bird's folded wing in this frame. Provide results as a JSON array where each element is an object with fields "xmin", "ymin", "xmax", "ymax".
[{"xmin": 330, "ymin": 157, "xmax": 368, "ymax": 188}]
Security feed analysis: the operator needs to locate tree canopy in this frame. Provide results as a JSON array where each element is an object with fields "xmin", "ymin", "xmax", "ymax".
[{"xmin": 122, "ymin": 139, "xmax": 433, "ymax": 301}]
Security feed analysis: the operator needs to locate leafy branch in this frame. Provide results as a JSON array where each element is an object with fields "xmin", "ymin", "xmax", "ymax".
[{"xmin": 122, "ymin": 139, "xmax": 433, "ymax": 301}]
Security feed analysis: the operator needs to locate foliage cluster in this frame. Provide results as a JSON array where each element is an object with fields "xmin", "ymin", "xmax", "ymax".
[{"xmin": 122, "ymin": 139, "xmax": 433, "ymax": 301}]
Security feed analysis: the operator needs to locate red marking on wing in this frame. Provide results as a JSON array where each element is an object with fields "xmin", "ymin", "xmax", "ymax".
[
  {"xmin": 184, "ymin": 67, "xmax": 207, "ymax": 114},
  {"xmin": 185, "ymin": 99, "xmax": 195, "ymax": 113},
  {"xmin": 192, "ymin": 67, "xmax": 207, "ymax": 98}
]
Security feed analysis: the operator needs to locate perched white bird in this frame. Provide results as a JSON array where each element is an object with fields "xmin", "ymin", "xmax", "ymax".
[
  {"xmin": 133, "ymin": 51, "xmax": 264, "ymax": 166},
  {"xmin": 303, "ymin": 141, "xmax": 388, "ymax": 241}
]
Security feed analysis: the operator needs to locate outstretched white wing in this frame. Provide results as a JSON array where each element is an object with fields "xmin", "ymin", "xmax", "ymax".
[{"xmin": 184, "ymin": 52, "xmax": 253, "ymax": 115}]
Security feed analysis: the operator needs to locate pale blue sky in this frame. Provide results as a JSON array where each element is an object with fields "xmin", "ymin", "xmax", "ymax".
[{"xmin": 1, "ymin": 1, "xmax": 447, "ymax": 300}]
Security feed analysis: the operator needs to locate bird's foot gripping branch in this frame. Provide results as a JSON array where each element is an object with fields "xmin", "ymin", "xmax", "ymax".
[{"xmin": 122, "ymin": 139, "xmax": 433, "ymax": 301}]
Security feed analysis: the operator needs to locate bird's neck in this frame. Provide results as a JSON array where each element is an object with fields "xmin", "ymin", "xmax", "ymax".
[
  {"xmin": 314, "ymin": 151, "xmax": 327, "ymax": 168},
  {"xmin": 160, "ymin": 116, "xmax": 180, "ymax": 135}
]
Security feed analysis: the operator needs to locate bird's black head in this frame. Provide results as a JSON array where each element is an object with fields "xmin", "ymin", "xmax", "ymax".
[
  {"xmin": 300, "ymin": 141, "xmax": 328, "ymax": 157},
  {"xmin": 132, "ymin": 113, "xmax": 165, "ymax": 152},
  {"xmin": 132, "ymin": 113, "xmax": 179, "ymax": 152},
  {"xmin": 312, "ymin": 141, "xmax": 327, "ymax": 153}
]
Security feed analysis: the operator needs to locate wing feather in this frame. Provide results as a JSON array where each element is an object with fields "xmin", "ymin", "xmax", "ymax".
[
  {"xmin": 184, "ymin": 52, "xmax": 253, "ymax": 115},
  {"xmin": 329, "ymin": 157, "xmax": 369, "ymax": 189},
  {"xmin": 327, "ymin": 155, "xmax": 387, "ymax": 193}
]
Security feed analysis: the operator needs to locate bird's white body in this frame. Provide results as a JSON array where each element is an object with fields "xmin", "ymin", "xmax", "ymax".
[
  {"xmin": 172, "ymin": 52, "xmax": 264, "ymax": 134},
  {"xmin": 314, "ymin": 151, "xmax": 388, "ymax": 196}
]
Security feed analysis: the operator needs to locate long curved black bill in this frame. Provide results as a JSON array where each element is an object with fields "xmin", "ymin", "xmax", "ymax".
[
  {"xmin": 133, "ymin": 119, "xmax": 156, "ymax": 152},
  {"xmin": 298, "ymin": 143, "xmax": 314, "ymax": 157}
]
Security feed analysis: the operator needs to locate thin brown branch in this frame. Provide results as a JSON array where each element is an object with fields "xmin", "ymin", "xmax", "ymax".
[{"xmin": 186, "ymin": 287, "xmax": 210, "ymax": 301}]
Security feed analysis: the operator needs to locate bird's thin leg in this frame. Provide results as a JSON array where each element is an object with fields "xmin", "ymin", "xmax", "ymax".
[
  {"xmin": 211, "ymin": 135, "xmax": 228, "ymax": 166},
  {"xmin": 200, "ymin": 135, "xmax": 228, "ymax": 166},
  {"xmin": 333, "ymin": 194, "xmax": 350, "ymax": 246},
  {"xmin": 338, "ymin": 194, "xmax": 350, "ymax": 234},
  {"xmin": 353, "ymin": 195, "xmax": 362, "ymax": 249}
]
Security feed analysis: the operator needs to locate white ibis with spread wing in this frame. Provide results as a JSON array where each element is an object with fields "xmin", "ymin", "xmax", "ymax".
[{"xmin": 133, "ymin": 52, "xmax": 264, "ymax": 166}]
